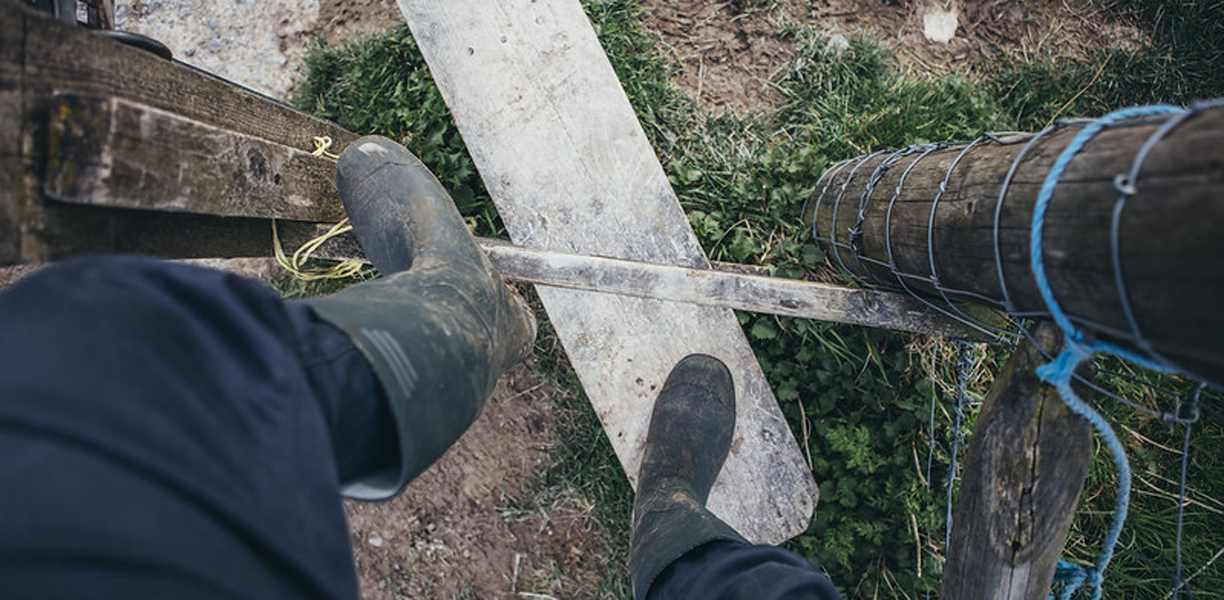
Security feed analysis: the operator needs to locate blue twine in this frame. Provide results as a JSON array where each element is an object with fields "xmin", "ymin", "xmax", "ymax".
[{"xmin": 1031, "ymin": 104, "xmax": 1184, "ymax": 599}]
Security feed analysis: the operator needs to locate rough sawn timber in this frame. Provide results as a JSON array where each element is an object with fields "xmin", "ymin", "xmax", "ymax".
[
  {"xmin": 312, "ymin": 234, "xmax": 992, "ymax": 338},
  {"xmin": 0, "ymin": 0, "xmax": 355, "ymax": 264},
  {"xmin": 397, "ymin": 0, "xmax": 817, "ymax": 542},
  {"xmin": 44, "ymin": 94, "xmax": 345, "ymax": 222},
  {"xmin": 478, "ymin": 241, "xmax": 987, "ymax": 339}
]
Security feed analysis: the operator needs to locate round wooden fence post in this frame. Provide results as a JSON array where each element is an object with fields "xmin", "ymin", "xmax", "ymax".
[{"xmin": 808, "ymin": 107, "xmax": 1224, "ymax": 383}]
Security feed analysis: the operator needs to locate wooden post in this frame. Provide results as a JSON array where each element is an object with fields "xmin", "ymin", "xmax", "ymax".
[
  {"xmin": 0, "ymin": 0, "xmax": 357, "ymax": 264},
  {"xmin": 807, "ymin": 111, "xmax": 1224, "ymax": 382},
  {"xmin": 942, "ymin": 323, "xmax": 1092, "ymax": 600}
]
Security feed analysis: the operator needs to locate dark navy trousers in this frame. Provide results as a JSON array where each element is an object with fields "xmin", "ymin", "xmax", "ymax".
[
  {"xmin": 653, "ymin": 541, "xmax": 842, "ymax": 600},
  {"xmin": 0, "ymin": 256, "xmax": 839, "ymax": 600}
]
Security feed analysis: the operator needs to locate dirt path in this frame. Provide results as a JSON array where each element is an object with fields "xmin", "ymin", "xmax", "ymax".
[{"xmin": 345, "ymin": 359, "xmax": 610, "ymax": 600}]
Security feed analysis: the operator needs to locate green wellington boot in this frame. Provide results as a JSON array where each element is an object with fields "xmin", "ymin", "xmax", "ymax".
[
  {"xmin": 629, "ymin": 354, "xmax": 748, "ymax": 599},
  {"xmin": 301, "ymin": 136, "xmax": 536, "ymax": 501}
]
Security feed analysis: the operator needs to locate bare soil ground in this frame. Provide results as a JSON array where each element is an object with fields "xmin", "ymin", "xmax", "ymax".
[
  {"xmin": 345, "ymin": 359, "xmax": 611, "ymax": 600},
  {"xmin": 113, "ymin": 0, "xmax": 402, "ymax": 99},
  {"xmin": 648, "ymin": 0, "xmax": 1144, "ymax": 114},
  {"xmin": 316, "ymin": 0, "xmax": 402, "ymax": 41}
]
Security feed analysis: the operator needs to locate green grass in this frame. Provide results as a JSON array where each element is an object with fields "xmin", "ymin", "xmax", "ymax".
[
  {"xmin": 984, "ymin": 0, "xmax": 1224, "ymax": 129},
  {"xmin": 292, "ymin": 26, "xmax": 499, "ymax": 234},
  {"xmin": 290, "ymin": 0, "xmax": 1224, "ymax": 597},
  {"xmin": 1057, "ymin": 360, "xmax": 1224, "ymax": 599}
]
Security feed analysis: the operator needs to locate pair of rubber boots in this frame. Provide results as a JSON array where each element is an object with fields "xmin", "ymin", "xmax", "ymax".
[{"xmin": 310, "ymin": 137, "xmax": 745, "ymax": 597}]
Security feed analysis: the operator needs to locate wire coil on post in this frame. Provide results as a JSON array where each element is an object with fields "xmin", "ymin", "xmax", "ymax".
[{"xmin": 805, "ymin": 102, "xmax": 1223, "ymax": 598}]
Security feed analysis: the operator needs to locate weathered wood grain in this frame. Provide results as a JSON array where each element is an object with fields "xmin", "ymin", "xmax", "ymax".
[
  {"xmin": 942, "ymin": 323, "xmax": 1092, "ymax": 600},
  {"xmin": 0, "ymin": 0, "xmax": 356, "ymax": 263},
  {"xmin": 398, "ymin": 0, "xmax": 817, "ymax": 543},
  {"xmin": 810, "ymin": 111, "xmax": 1224, "ymax": 383},
  {"xmin": 45, "ymin": 94, "xmax": 344, "ymax": 222},
  {"xmin": 311, "ymin": 234, "xmax": 996, "ymax": 338}
]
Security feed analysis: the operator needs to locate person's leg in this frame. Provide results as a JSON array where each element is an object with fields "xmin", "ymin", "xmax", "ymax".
[
  {"xmin": 0, "ymin": 256, "xmax": 392, "ymax": 600},
  {"xmin": 629, "ymin": 355, "xmax": 842, "ymax": 600},
  {"xmin": 0, "ymin": 136, "xmax": 535, "ymax": 599},
  {"xmin": 301, "ymin": 135, "xmax": 536, "ymax": 501}
]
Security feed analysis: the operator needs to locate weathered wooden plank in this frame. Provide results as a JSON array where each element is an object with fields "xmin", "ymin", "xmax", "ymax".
[
  {"xmin": 398, "ymin": 0, "xmax": 817, "ymax": 543},
  {"xmin": 942, "ymin": 323, "xmax": 1092, "ymax": 600},
  {"xmin": 478, "ymin": 241, "xmax": 990, "ymax": 338},
  {"xmin": 1, "ymin": 0, "xmax": 357, "ymax": 263},
  {"xmin": 45, "ymin": 94, "xmax": 344, "ymax": 222},
  {"xmin": 313, "ymin": 233, "xmax": 994, "ymax": 337}
]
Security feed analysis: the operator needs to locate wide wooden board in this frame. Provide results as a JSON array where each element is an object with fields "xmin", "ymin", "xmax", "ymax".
[
  {"xmin": 0, "ymin": 1, "xmax": 355, "ymax": 264},
  {"xmin": 398, "ymin": 0, "xmax": 817, "ymax": 543}
]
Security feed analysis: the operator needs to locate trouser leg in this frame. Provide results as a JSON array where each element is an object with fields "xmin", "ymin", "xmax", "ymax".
[
  {"xmin": 649, "ymin": 540, "xmax": 842, "ymax": 600},
  {"xmin": 0, "ymin": 256, "xmax": 396, "ymax": 600}
]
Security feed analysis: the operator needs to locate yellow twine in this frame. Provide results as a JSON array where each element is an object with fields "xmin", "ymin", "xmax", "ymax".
[
  {"xmin": 311, "ymin": 135, "xmax": 340, "ymax": 159},
  {"xmin": 270, "ymin": 136, "xmax": 366, "ymax": 281}
]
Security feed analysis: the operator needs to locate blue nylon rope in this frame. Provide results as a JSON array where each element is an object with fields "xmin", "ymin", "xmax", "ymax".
[{"xmin": 1031, "ymin": 104, "xmax": 1183, "ymax": 599}]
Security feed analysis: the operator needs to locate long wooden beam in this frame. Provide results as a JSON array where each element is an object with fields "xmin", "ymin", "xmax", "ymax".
[
  {"xmin": 310, "ymin": 233, "xmax": 995, "ymax": 339},
  {"xmin": 477, "ymin": 242, "xmax": 989, "ymax": 339},
  {"xmin": 0, "ymin": 0, "xmax": 356, "ymax": 264},
  {"xmin": 809, "ymin": 110, "xmax": 1224, "ymax": 383}
]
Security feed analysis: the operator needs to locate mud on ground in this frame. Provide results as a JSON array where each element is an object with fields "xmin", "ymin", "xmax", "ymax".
[{"xmin": 345, "ymin": 359, "xmax": 613, "ymax": 600}]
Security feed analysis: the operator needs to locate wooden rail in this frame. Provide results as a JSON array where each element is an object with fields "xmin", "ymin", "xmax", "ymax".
[
  {"xmin": 808, "ymin": 113, "xmax": 1224, "ymax": 383},
  {"xmin": 0, "ymin": 0, "xmax": 355, "ymax": 263}
]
